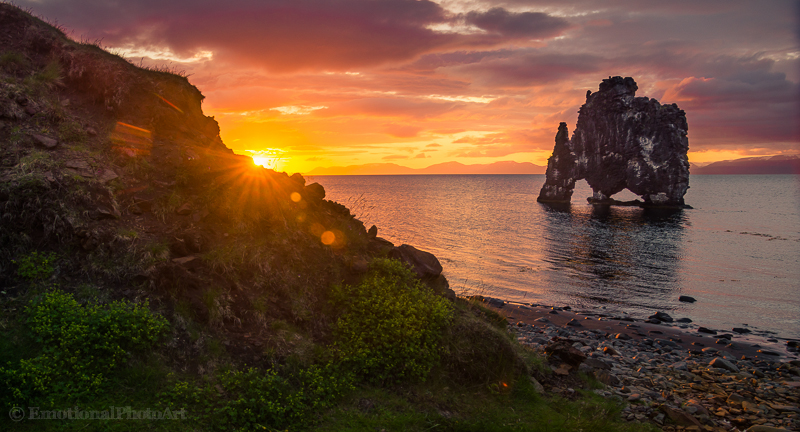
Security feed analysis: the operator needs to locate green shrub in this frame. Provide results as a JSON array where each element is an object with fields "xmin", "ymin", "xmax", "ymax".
[
  {"xmin": 0, "ymin": 290, "xmax": 168, "ymax": 407},
  {"xmin": 165, "ymin": 364, "xmax": 352, "ymax": 431},
  {"xmin": 331, "ymin": 258, "xmax": 453, "ymax": 384},
  {"xmin": 12, "ymin": 251, "xmax": 57, "ymax": 281}
]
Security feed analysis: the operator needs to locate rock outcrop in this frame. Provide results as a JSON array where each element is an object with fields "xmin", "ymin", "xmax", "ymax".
[{"xmin": 537, "ymin": 76, "xmax": 690, "ymax": 207}]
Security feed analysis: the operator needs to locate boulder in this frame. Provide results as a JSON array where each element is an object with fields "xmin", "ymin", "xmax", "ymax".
[
  {"xmin": 544, "ymin": 340, "xmax": 587, "ymax": 369},
  {"xmin": 32, "ymin": 133, "xmax": 58, "ymax": 149},
  {"xmin": 388, "ymin": 244, "xmax": 443, "ymax": 280},
  {"xmin": 538, "ymin": 76, "xmax": 690, "ymax": 207}
]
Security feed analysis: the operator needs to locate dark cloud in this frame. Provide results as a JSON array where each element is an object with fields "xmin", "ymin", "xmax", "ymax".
[
  {"xmin": 451, "ymin": 52, "xmax": 603, "ymax": 87},
  {"xmin": 666, "ymin": 72, "xmax": 799, "ymax": 147},
  {"xmin": 464, "ymin": 8, "xmax": 570, "ymax": 39}
]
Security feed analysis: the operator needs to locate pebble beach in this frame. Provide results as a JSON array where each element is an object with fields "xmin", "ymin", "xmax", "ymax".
[{"xmin": 481, "ymin": 299, "xmax": 800, "ymax": 431}]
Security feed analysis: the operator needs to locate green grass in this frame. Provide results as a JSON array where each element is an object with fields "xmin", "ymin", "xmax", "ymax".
[{"xmin": 311, "ymin": 377, "xmax": 655, "ymax": 432}]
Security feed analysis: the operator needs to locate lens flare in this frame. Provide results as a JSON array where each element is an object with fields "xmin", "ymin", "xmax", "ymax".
[
  {"xmin": 290, "ymin": 192, "xmax": 302, "ymax": 202},
  {"xmin": 321, "ymin": 231, "xmax": 335, "ymax": 245}
]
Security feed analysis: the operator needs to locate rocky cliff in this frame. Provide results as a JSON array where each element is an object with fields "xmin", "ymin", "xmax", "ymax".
[{"xmin": 537, "ymin": 76, "xmax": 690, "ymax": 207}]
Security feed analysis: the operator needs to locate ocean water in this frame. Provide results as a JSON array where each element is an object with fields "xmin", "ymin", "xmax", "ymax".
[{"xmin": 310, "ymin": 174, "xmax": 800, "ymax": 341}]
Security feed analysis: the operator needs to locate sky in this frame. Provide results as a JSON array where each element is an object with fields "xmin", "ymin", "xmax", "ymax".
[{"xmin": 20, "ymin": 0, "xmax": 800, "ymax": 174}]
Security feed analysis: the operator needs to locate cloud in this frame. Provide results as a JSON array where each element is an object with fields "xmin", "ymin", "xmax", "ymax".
[
  {"xmin": 382, "ymin": 154, "xmax": 408, "ymax": 160},
  {"xmin": 449, "ymin": 52, "xmax": 604, "ymax": 87},
  {"xmin": 383, "ymin": 124, "xmax": 423, "ymax": 137},
  {"xmin": 415, "ymin": 153, "xmax": 428, "ymax": 158},
  {"xmin": 425, "ymin": 143, "xmax": 442, "ymax": 148},
  {"xmin": 464, "ymin": 7, "xmax": 571, "ymax": 39}
]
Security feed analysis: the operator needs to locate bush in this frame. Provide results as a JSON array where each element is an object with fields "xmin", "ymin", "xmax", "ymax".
[
  {"xmin": 0, "ymin": 290, "xmax": 168, "ymax": 407},
  {"xmin": 165, "ymin": 364, "xmax": 352, "ymax": 431},
  {"xmin": 12, "ymin": 251, "xmax": 57, "ymax": 281},
  {"xmin": 331, "ymin": 258, "xmax": 453, "ymax": 384}
]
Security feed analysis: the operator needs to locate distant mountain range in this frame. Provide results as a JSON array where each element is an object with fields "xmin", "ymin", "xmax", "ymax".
[
  {"xmin": 303, "ymin": 155, "xmax": 800, "ymax": 176},
  {"xmin": 305, "ymin": 160, "xmax": 546, "ymax": 175},
  {"xmin": 691, "ymin": 155, "xmax": 800, "ymax": 175}
]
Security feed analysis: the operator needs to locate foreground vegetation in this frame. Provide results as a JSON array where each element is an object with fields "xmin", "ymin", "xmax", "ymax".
[{"xmin": 0, "ymin": 3, "xmax": 655, "ymax": 431}]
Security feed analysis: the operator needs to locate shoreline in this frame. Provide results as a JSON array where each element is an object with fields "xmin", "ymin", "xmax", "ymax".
[
  {"xmin": 477, "ymin": 298, "xmax": 799, "ymax": 363},
  {"xmin": 477, "ymin": 297, "xmax": 800, "ymax": 431}
]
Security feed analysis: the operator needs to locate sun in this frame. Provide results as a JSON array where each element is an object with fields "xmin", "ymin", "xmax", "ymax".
[{"xmin": 247, "ymin": 148, "xmax": 287, "ymax": 171}]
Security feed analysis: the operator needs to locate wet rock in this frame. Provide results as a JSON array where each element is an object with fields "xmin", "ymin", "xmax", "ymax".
[
  {"xmin": 676, "ymin": 317, "xmax": 693, "ymax": 323},
  {"xmin": 679, "ymin": 295, "xmax": 697, "ymax": 302},
  {"xmin": 733, "ymin": 327, "xmax": 752, "ymax": 334},
  {"xmin": 698, "ymin": 327, "xmax": 717, "ymax": 334},
  {"xmin": 566, "ymin": 318, "xmax": 582, "ymax": 327},
  {"xmin": 537, "ymin": 76, "xmax": 690, "ymax": 207},
  {"xmin": 649, "ymin": 311, "xmax": 674, "ymax": 322}
]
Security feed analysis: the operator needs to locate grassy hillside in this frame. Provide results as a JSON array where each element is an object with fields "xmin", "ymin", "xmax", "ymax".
[{"xmin": 0, "ymin": 3, "xmax": 652, "ymax": 431}]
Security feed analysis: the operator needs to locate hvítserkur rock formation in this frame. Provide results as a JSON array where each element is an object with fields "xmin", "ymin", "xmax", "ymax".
[{"xmin": 537, "ymin": 76, "xmax": 690, "ymax": 207}]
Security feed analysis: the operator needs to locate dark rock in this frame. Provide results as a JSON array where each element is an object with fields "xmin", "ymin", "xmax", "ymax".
[
  {"xmin": 679, "ymin": 295, "xmax": 697, "ymax": 302},
  {"xmin": 388, "ymin": 244, "xmax": 443, "ymax": 280},
  {"xmin": 603, "ymin": 346, "xmax": 620, "ymax": 356},
  {"xmin": 290, "ymin": 172, "xmax": 305, "ymax": 185},
  {"xmin": 544, "ymin": 340, "xmax": 587, "ymax": 369},
  {"xmin": 615, "ymin": 333, "xmax": 632, "ymax": 341},
  {"xmin": 487, "ymin": 298, "xmax": 504, "ymax": 308},
  {"xmin": 367, "ymin": 225, "xmax": 378, "ymax": 239},
  {"xmin": 566, "ymin": 318, "xmax": 582, "ymax": 327},
  {"xmin": 698, "ymin": 327, "xmax": 717, "ymax": 334},
  {"xmin": 732, "ymin": 327, "xmax": 752, "ymax": 334},
  {"xmin": 304, "ymin": 182, "xmax": 325, "ymax": 202},
  {"xmin": 537, "ymin": 76, "xmax": 690, "ymax": 207},
  {"xmin": 709, "ymin": 357, "xmax": 740, "ymax": 373},
  {"xmin": 594, "ymin": 369, "xmax": 620, "ymax": 386},
  {"xmin": 32, "ymin": 133, "xmax": 58, "ymax": 149},
  {"xmin": 717, "ymin": 334, "xmax": 732, "ymax": 340},
  {"xmin": 659, "ymin": 405, "xmax": 702, "ymax": 427},
  {"xmin": 583, "ymin": 358, "xmax": 611, "ymax": 370},
  {"xmin": 676, "ymin": 317, "xmax": 692, "ymax": 323}
]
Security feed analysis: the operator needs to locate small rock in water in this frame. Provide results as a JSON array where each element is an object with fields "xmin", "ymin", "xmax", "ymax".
[
  {"xmin": 732, "ymin": 327, "xmax": 751, "ymax": 334},
  {"xmin": 698, "ymin": 327, "xmax": 717, "ymax": 334},
  {"xmin": 566, "ymin": 318, "xmax": 582, "ymax": 327},
  {"xmin": 649, "ymin": 311, "xmax": 674, "ymax": 322},
  {"xmin": 679, "ymin": 295, "xmax": 697, "ymax": 303},
  {"xmin": 676, "ymin": 317, "xmax": 693, "ymax": 323}
]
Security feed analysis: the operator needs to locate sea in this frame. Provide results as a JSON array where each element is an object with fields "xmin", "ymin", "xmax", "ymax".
[{"xmin": 309, "ymin": 174, "xmax": 800, "ymax": 343}]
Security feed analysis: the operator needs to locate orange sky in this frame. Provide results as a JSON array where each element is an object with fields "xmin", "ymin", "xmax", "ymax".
[{"xmin": 22, "ymin": 0, "xmax": 800, "ymax": 174}]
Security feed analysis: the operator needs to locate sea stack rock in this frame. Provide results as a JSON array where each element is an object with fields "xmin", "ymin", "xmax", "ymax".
[{"xmin": 537, "ymin": 76, "xmax": 690, "ymax": 207}]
